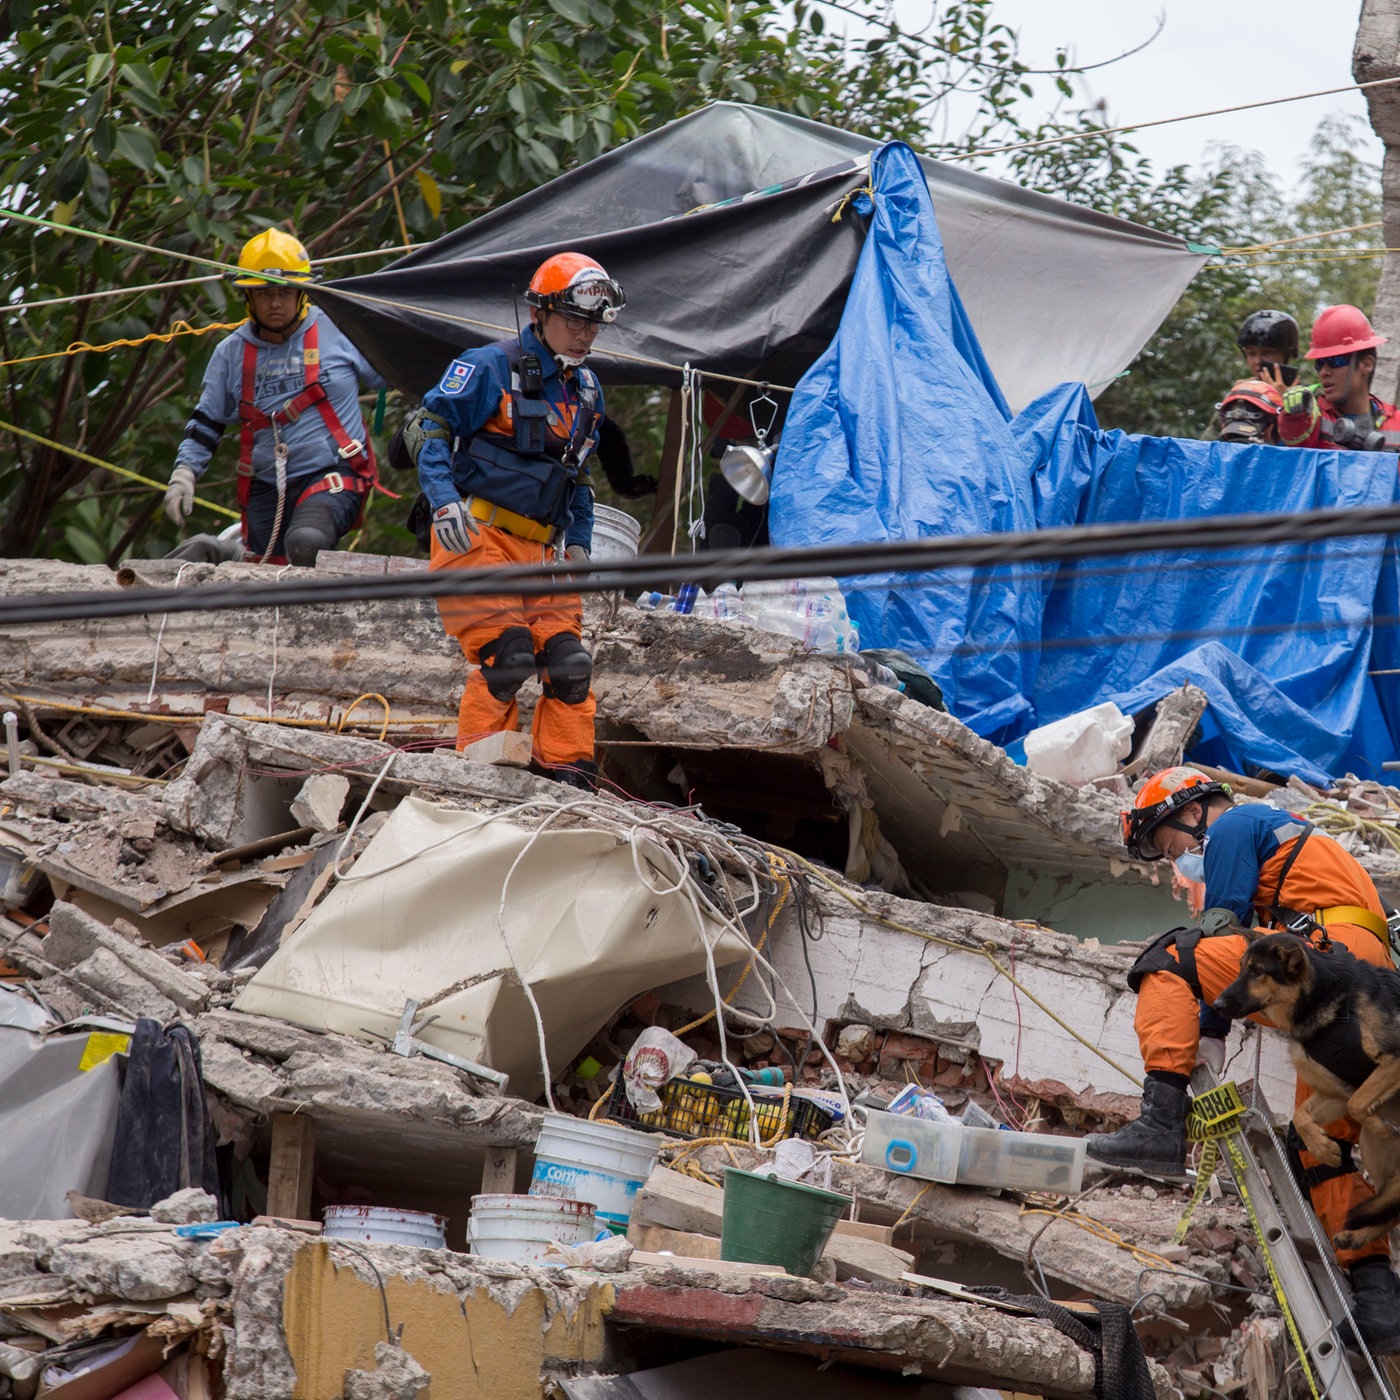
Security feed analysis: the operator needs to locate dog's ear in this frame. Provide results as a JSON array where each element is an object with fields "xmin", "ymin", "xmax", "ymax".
[{"xmin": 1275, "ymin": 938, "xmax": 1310, "ymax": 977}]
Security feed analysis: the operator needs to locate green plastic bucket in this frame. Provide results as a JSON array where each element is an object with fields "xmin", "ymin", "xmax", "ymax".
[{"xmin": 719, "ymin": 1167, "xmax": 851, "ymax": 1277}]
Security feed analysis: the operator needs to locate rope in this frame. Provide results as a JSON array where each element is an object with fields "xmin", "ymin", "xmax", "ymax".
[
  {"xmin": 780, "ymin": 849, "xmax": 1144, "ymax": 1088},
  {"xmin": 0, "ymin": 418, "xmax": 239, "ymax": 519},
  {"xmin": 1, "ymin": 692, "xmax": 457, "ymax": 732},
  {"xmin": 0, "ymin": 206, "xmax": 797, "ymax": 395},
  {"xmin": 337, "ymin": 693, "xmax": 393, "ymax": 742},
  {"xmin": 0, "ymin": 317, "xmax": 245, "ymax": 370},
  {"xmin": 1220, "ymin": 221, "xmax": 1383, "ymax": 254},
  {"xmin": 947, "ymin": 74, "xmax": 1400, "ymax": 163},
  {"xmin": 1302, "ymin": 800, "xmax": 1400, "ymax": 857},
  {"xmin": 1019, "ymin": 1203, "xmax": 1183, "ymax": 1275}
]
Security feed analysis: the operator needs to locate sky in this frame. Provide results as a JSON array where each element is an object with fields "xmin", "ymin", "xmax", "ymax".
[{"xmin": 885, "ymin": 0, "xmax": 1381, "ymax": 189}]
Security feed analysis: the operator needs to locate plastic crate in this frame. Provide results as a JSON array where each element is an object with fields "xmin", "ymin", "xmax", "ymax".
[{"xmin": 605, "ymin": 1073, "xmax": 834, "ymax": 1143}]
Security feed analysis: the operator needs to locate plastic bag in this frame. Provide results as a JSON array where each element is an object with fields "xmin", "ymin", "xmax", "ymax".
[{"xmin": 622, "ymin": 1026, "xmax": 696, "ymax": 1113}]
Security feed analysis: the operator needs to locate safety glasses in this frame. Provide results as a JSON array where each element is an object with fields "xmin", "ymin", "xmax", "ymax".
[{"xmin": 1314, "ymin": 353, "xmax": 1355, "ymax": 370}]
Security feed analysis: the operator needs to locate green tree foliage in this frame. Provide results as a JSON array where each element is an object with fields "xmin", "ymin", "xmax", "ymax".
[{"xmin": 0, "ymin": 0, "xmax": 1092, "ymax": 559}]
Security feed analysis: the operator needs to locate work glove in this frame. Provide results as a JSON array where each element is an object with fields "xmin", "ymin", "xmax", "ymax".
[
  {"xmin": 565, "ymin": 544, "xmax": 590, "ymax": 566},
  {"xmin": 1280, "ymin": 383, "xmax": 1314, "ymax": 418},
  {"xmin": 1195, "ymin": 1034, "xmax": 1226, "ymax": 1079},
  {"xmin": 164, "ymin": 466, "xmax": 196, "ymax": 526},
  {"xmin": 431, "ymin": 499, "xmax": 478, "ymax": 555}
]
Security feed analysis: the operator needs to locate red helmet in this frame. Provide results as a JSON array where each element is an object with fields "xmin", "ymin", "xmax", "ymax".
[
  {"xmin": 1121, "ymin": 766, "xmax": 1232, "ymax": 860},
  {"xmin": 1305, "ymin": 305, "xmax": 1387, "ymax": 359},
  {"xmin": 1219, "ymin": 379, "xmax": 1283, "ymax": 415},
  {"xmin": 524, "ymin": 252, "xmax": 625, "ymax": 324}
]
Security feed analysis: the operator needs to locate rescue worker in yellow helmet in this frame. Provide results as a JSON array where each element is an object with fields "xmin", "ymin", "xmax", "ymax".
[
  {"xmin": 162, "ymin": 230, "xmax": 387, "ymax": 565},
  {"xmin": 416, "ymin": 251, "xmax": 623, "ymax": 787}
]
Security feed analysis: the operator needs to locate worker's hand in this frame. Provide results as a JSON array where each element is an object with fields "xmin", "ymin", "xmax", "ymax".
[
  {"xmin": 565, "ymin": 544, "xmax": 590, "ymax": 566},
  {"xmin": 163, "ymin": 466, "xmax": 197, "ymax": 526},
  {"xmin": 1281, "ymin": 383, "xmax": 1314, "ymax": 417},
  {"xmin": 431, "ymin": 499, "xmax": 478, "ymax": 555},
  {"xmin": 1195, "ymin": 1035, "xmax": 1226, "ymax": 1079}
]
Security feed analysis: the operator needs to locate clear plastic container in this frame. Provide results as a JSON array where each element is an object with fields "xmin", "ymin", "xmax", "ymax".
[
  {"xmin": 861, "ymin": 1108, "xmax": 961, "ymax": 1183},
  {"xmin": 956, "ymin": 1127, "xmax": 1086, "ymax": 1193}
]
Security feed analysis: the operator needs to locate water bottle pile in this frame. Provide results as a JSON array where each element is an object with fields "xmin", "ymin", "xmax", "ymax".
[{"xmin": 635, "ymin": 575, "xmax": 861, "ymax": 655}]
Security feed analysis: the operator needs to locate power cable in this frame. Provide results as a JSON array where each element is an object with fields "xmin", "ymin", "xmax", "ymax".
[
  {"xmin": 10, "ymin": 499, "xmax": 1400, "ymax": 626},
  {"xmin": 946, "ymin": 74, "xmax": 1400, "ymax": 164}
]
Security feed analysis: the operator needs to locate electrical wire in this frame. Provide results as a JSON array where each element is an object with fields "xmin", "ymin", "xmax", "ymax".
[{"xmin": 12, "ymin": 498, "xmax": 1400, "ymax": 626}]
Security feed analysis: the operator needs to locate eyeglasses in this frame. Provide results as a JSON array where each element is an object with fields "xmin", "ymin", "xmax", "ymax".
[{"xmin": 1314, "ymin": 353, "xmax": 1355, "ymax": 369}]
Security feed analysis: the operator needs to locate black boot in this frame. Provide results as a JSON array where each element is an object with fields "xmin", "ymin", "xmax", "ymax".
[
  {"xmin": 1085, "ymin": 1075, "xmax": 1188, "ymax": 1176},
  {"xmin": 1348, "ymin": 1259, "xmax": 1400, "ymax": 1355},
  {"xmin": 538, "ymin": 759, "xmax": 598, "ymax": 792}
]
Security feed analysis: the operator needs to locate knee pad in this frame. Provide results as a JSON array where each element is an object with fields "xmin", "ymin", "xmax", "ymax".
[
  {"xmin": 284, "ymin": 495, "xmax": 342, "ymax": 567},
  {"xmin": 537, "ymin": 631, "xmax": 593, "ymax": 705},
  {"xmin": 478, "ymin": 626, "xmax": 536, "ymax": 702}
]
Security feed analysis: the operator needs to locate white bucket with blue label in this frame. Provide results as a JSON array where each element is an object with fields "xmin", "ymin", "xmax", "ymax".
[{"xmin": 528, "ymin": 1113, "xmax": 660, "ymax": 1234}]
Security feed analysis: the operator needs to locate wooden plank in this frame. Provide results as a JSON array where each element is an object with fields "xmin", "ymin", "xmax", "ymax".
[
  {"xmin": 481, "ymin": 1147, "xmax": 519, "ymax": 1196},
  {"xmin": 626, "ymin": 1223, "xmax": 721, "ymax": 1258},
  {"xmin": 266, "ymin": 1112, "xmax": 316, "ymax": 1221}
]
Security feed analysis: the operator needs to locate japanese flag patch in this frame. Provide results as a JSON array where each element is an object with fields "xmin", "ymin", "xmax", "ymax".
[{"xmin": 440, "ymin": 359, "xmax": 476, "ymax": 396}]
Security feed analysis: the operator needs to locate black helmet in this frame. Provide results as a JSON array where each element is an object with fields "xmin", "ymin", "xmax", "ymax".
[{"xmin": 1236, "ymin": 309, "xmax": 1300, "ymax": 362}]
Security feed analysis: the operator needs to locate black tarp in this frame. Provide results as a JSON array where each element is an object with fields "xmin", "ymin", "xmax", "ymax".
[{"xmin": 315, "ymin": 103, "xmax": 1205, "ymax": 412}]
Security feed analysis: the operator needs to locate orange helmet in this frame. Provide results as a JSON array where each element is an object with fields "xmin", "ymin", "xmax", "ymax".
[
  {"xmin": 1217, "ymin": 379, "xmax": 1284, "ymax": 444},
  {"xmin": 1121, "ymin": 766, "xmax": 1232, "ymax": 860},
  {"xmin": 524, "ymin": 252, "xmax": 625, "ymax": 323},
  {"xmin": 1305, "ymin": 305, "xmax": 1387, "ymax": 360}
]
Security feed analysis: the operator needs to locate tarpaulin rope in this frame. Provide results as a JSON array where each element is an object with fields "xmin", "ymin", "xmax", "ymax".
[
  {"xmin": 1220, "ymin": 221, "xmax": 1383, "ymax": 254},
  {"xmin": 0, "ymin": 317, "xmax": 246, "ymax": 370},
  {"xmin": 0, "ymin": 417, "xmax": 239, "ymax": 519}
]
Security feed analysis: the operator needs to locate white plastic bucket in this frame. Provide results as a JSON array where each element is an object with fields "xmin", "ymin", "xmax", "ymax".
[
  {"xmin": 322, "ymin": 1204, "xmax": 446, "ymax": 1248},
  {"xmin": 1023, "ymin": 701, "xmax": 1134, "ymax": 785},
  {"xmin": 591, "ymin": 504, "xmax": 641, "ymax": 562},
  {"xmin": 528, "ymin": 1113, "xmax": 660, "ymax": 1233},
  {"xmin": 468, "ymin": 1193, "xmax": 598, "ymax": 1265}
]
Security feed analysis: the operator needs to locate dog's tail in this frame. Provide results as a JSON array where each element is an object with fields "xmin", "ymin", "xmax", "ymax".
[{"xmin": 1342, "ymin": 1175, "xmax": 1400, "ymax": 1238}]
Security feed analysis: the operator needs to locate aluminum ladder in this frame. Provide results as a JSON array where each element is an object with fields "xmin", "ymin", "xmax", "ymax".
[{"xmin": 1191, "ymin": 1070, "xmax": 1397, "ymax": 1399}]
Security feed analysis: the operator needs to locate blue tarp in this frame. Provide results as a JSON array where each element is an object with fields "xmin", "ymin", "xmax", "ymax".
[{"xmin": 771, "ymin": 142, "xmax": 1400, "ymax": 784}]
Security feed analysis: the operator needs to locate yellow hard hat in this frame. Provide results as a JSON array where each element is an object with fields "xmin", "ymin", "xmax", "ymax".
[{"xmin": 229, "ymin": 230, "xmax": 314, "ymax": 288}]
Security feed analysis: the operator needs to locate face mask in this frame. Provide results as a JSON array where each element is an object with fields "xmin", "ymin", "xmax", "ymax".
[
  {"xmin": 1174, "ymin": 849, "xmax": 1206, "ymax": 883},
  {"xmin": 554, "ymin": 351, "xmax": 588, "ymax": 367}
]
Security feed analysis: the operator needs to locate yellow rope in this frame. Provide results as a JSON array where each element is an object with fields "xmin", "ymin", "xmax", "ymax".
[
  {"xmin": 0, "ymin": 317, "xmax": 246, "ymax": 370},
  {"xmin": 3, "ymin": 692, "xmax": 456, "ymax": 734},
  {"xmin": 1303, "ymin": 799, "xmax": 1400, "ymax": 857},
  {"xmin": 1219, "ymin": 220, "xmax": 1383, "ymax": 254},
  {"xmin": 337, "ymin": 692, "xmax": 393, "ymax": 742},
  {"xmin": 672, "ymin": 853, "xmax": 791, "ymax": 1036},
  {"xmin": 0, "ymin": 418, "xmax": 239, "ymax": 519},
  {"xmin": 1019, "ymin": 1203, "xmax": 1182, "ymax": 1274},
  {"xmin": 778, "ymin": 849, "xmax": 1144, "ymax": 1088},
  {"xmin": 892, "ymin": 1182, "xmax": 932, "ymax": 1230}
]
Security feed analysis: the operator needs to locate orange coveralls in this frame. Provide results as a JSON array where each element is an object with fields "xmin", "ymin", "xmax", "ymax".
[{"xmin": 1136, "ymin": 809, "xmax": 1392, "ymax": 1266}]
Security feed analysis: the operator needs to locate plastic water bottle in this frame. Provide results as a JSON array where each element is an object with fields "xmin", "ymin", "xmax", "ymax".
[
  {"xmin": 635, "ymin": 591, "xmax": 668, "ymax": 611},
  {"xmin": 673, "ymin": 583, "xmax": 699, "ymax": 615},
  {"xmin": 710, "ymin": 581, "xmax": 744, "ymax": 621}
]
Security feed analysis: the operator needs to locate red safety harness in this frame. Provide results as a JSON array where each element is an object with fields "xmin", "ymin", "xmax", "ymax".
[{"xmin": 237, "ymin": 321, "xmax": 390, "ymax": 558}]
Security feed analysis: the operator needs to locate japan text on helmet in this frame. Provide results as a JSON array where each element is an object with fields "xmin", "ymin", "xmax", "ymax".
[
  {"xmin": 1120, "ymin": 766, "xmax": 1232, "ymax": 861},
  {"xmin": 1305, "ymin": 304, "xmax": 1388, "ymax": 360},
  {"xmin": 1216, "ymin": 378, "xmax": 1284, "ymax": 443},
  {"xmin": 524, "ymin": 252, "xmax": 625, "ymax": 324},
  {"xmin": 1236, "ymin": 309, "xmax": 1299, "ymax": 363},
  {"xmin": 229, "ymin": 230, "xmax": 315, "ymax": 288}
]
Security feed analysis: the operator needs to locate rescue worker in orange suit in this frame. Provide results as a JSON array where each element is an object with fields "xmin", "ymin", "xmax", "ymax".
[
  {"xmin": 1275, "ymin": 304, "xmax": 1400, "ymax": 451},
  {"xmin": 416, "ymin": 252, "xmax": 622, "ymax": 788},
  {"xmin": 163, "ymin": 231, "xmax": 386, "ymax": 565},
  {"xmin": 1089, "ymin": 766, "xmax": 1400, "ymax": 1353}
]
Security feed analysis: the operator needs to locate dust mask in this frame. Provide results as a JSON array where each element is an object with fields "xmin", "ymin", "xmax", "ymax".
[{"xmin": 1174, "ymin": 849, "xmax": 1206, "ymax": 883}]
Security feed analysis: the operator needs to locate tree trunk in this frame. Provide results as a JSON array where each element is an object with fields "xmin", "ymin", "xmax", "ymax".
[{"xmin": 1357, "ymin": 0, "xmax": 1400, "ymax": 400}]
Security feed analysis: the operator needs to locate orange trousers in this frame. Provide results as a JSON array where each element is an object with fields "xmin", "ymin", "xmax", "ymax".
[
  {"xmin": 430, "ymin": 524, "xmax": 595, "ymax": 766},
  {"xmin": 1136, "ymin": 924, "xmax": 1391, "ymax": 1267}
]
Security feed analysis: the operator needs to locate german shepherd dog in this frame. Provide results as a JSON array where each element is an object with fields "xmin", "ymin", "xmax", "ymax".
[{"xmin": 1214, "ymin": 931, "xmax": 1400, "ymax": 1251}]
